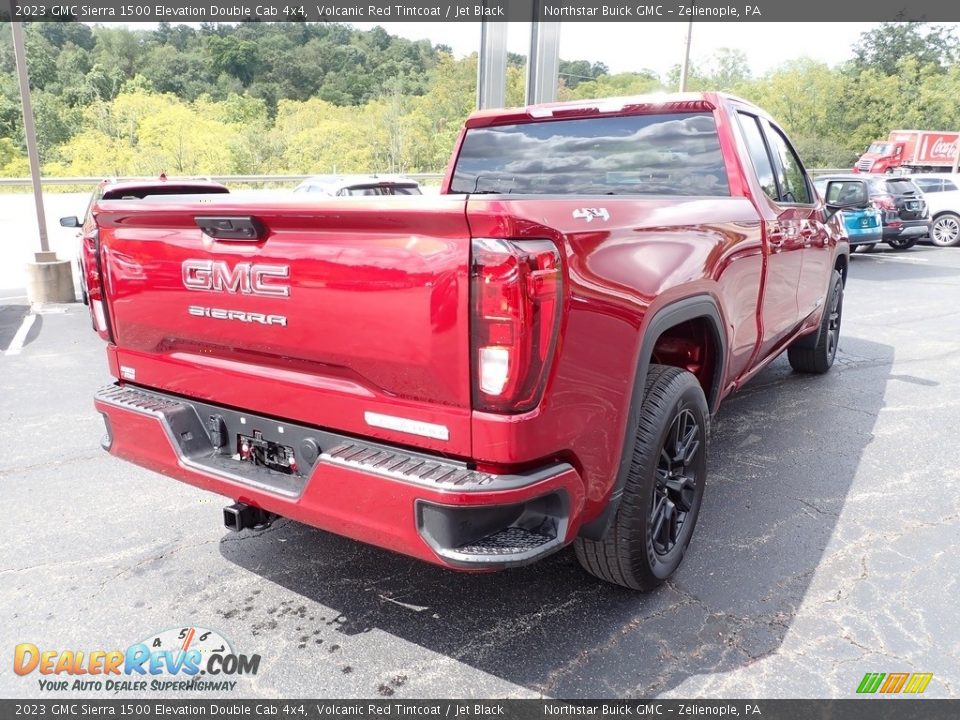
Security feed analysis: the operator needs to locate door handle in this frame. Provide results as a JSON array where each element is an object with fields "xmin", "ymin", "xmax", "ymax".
[{"xmin": 768, "ymin": 223, "xmax": 785, "ymax": 249}]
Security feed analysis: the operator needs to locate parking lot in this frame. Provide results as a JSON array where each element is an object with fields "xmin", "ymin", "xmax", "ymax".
[{"xmin": 1, "ymin": 243, "xmax": 958, "ymax": 699}]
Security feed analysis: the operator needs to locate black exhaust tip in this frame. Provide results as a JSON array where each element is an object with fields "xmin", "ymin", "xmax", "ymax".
[{"xmin": 223, "ymin": 502, "xmax": 275, "ymax": 532}]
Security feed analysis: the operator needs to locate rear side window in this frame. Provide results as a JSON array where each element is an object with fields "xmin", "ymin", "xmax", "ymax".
[
  {"xmin": 450, "ymin": 113, "xmax": 729, "ymax": 196},
  {"xmin": 945, "ymin": 180, "xmax": 959, "ymax": 192},
  {"xmin": 913, "ymin": 178, "xmax": 943, "ymax": 193},
  {"xmin": 764, "ymin": 124, "xmax": 811, "ymax": 204},
  {"xmin": 737, "ymin": 113, "xmax": 778, "ymax": 201}
]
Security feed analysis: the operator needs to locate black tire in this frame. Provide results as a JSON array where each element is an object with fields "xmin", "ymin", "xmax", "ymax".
[
  {"xmin": 887, "ymin": 237, "xmax": 917, "ymax": 250},
  {"xmin": 930, "ymin": 213, "xmax": 960, "ymax": 247},
  {"xmin": 574, "ymin": 365, "xmax": 708, "ymax": 591},
  {"xmin": 788, "ymin": 270, "xmax": 843, "ymax": 374}
]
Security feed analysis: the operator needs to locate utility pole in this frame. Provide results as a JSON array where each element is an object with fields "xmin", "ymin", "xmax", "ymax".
[
  {"xmin": 11, "ymin": 21, "xmax": 50, "ymax": 256},
  {"xmin": 679, "ymin": 8, "xmax": 694, "ymax": 92},
  {"xmin": 11, "ymin": 21, "xmax": 75, "ymax": 304}
]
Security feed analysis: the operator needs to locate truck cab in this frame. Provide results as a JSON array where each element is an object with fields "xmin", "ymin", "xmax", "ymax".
[{"xmin": 854, "ymin": 141, "xmax": 903, "ymax": 174}]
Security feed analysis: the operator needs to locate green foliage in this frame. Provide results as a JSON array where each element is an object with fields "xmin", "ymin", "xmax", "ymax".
[
  {"xmin": 853, "ymin": 22, "xmax": 959, "ymax": 76},
  {"xmin": 2, "ymin": 22, "xmax": 960, "ymax": 177}
]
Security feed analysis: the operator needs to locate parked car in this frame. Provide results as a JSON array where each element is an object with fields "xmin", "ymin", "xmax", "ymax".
[
  {"xmin": 864, "ymin": 176, "xmax": 931, "ymax": 250},
  {"xmin": 906, "ymin": 174, "xmax": 960, "ymax": 247},
  {"xmin": 60, "ymin": 176, "xmax": 229, "ymax": 307},
  {"xmin": 89, "ymin": 92, "xmax": 854, "ymax": 591},
  {"xmin": 293, "ymin": 175, "xmax": 422, "ymax": 196},
  {"xmin": 813, "ymin": 176, "xmax": 882, "ymax": 251}
]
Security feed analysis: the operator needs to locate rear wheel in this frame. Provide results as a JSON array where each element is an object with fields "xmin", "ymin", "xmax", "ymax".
[
  {"xmin": 887, "ymin": 237, "xmax": 916, "ymax": 250},
  {"xmin": 788, "ymin": 270, "xmax": 843, "ymax": 374},
  {"xmin": 930, "ymin": 213, "xmax": 960, "ymax": 247},
  {"xmin": 574, "ymin": 365, "xmax": 708, "ymax": 591}
]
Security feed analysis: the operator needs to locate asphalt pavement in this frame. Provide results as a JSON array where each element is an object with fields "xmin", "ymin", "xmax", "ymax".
[{"xmin": 1, "ymin": 245, "xmax": 958, "ymax": 699}]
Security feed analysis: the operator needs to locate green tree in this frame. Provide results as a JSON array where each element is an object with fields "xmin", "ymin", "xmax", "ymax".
[{"xmin": 853, "ymin": 22, "xmax": 959, "ymax": 75}]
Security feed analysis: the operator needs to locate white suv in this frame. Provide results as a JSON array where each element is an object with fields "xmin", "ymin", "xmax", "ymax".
[{"xmin": 908, "ymin": 174, "xmax": 960, "ymax": 247}]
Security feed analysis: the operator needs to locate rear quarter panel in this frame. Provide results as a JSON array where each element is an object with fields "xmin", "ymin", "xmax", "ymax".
[{"xmin": 466, "ymin": 196, "xmax": 763, "ymax": 514}]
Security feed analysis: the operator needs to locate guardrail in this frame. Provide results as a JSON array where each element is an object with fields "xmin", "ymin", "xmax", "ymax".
[
  {"xmin": 0, "ymin": 170, "xmax": 861, "ymax": 188},
  {"xmin": 0, "ymin": 173, "xmax": 446, "ymax": 188},
  {"xmin": 0, "ymin": 168, "xmax": 864, "ymax": 187}
]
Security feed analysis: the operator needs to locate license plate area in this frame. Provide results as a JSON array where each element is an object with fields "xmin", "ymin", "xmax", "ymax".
[{"xmin": 237, "ymin": 430, "xmax": 298, "ymax": 475}]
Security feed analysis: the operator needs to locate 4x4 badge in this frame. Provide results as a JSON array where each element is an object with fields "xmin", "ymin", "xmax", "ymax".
[{"xmin": 572, "ymin": 208, "xmax": 610, "ymax": 222}]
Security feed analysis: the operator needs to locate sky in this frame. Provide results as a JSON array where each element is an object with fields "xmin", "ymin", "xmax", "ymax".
[{"xmin": 347, "ymin": 22, "xmax": 887, "ymax": 77}]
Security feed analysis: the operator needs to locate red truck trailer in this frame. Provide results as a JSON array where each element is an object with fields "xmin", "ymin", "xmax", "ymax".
[
  {"xmin": 88, "ymin": 92, "xmax": 862, "ymax": 590},
  {"xmin": 854, "ymin": 130, "xmax": 960, "ymax": 174}
]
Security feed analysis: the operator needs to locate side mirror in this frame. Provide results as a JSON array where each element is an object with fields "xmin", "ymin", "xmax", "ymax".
[
  {"xmin": 823, "ymin": 180, "xmax": 869, "ymax": 220},
  {"xmin": 59, "ymin": 216, "xmax": 81, "ymax": 228},
  {"xmin": 823, "ymin": 180, "xmax": 870, "ymax": 219}
]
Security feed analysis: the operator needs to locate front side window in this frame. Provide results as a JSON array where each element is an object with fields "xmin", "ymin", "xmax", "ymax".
[{"xmin": 450, "ymin": 112, "xmax": 730, "ymax": 196}]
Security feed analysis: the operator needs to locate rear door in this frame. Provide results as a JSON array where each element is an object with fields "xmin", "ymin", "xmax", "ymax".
[
  {"xmin": 760, "ymin": 119, "xmax": 833, "ymax": 322},
  {"xmin": 734, "ymin": 111, "xmax": 805, "ymax": 357}
]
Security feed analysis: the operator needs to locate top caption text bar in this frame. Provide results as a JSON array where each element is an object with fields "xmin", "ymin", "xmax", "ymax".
[{"xmin": 4, "ymin": 0, "xmax": 960, "ymax": 23}]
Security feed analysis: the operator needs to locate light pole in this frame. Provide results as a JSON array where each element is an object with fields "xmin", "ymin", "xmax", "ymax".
[
  {"xmin": 10, "ymin": 21, "xmax": 75, "ymax": 303},
  {"xmin": 679, "ymin": 7, "xmax": 694, "ymax": 92},
  {"xmin": 11, "ymin": 20, "xmax": 50, "ymax": 257}
]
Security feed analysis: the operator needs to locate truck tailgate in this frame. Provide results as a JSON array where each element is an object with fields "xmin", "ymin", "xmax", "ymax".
[{"xmin": 94, "ymin": 195, "xmax": 472, "ymax": 455}]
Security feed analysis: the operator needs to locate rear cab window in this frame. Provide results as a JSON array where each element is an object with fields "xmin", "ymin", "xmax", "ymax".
[{"xmin": 450, "ymin": 112, "xmax": 730, "ymax": 196}]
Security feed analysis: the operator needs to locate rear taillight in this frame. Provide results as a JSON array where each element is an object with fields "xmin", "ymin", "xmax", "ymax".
[
  {"xmin": 872, "ymin": 194, "xmax": 896, "ymax": 211},
  {"xmin": 471, "ymin": 238, "xmax": 563, "ymax": 414},
  {"xmin": 84, "ymin": 228, "xmax": 113, "ymax": 341}
]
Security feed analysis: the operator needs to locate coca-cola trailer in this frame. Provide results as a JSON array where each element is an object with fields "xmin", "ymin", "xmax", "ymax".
[{"xmin": 854, "ymin": 130, "xmax": 960, "ymax": 174}]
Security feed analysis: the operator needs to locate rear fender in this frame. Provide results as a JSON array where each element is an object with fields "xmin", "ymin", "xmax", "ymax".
[{"xmin": 578, "ymin": 295, "xmax": 726, "ymax": 540}]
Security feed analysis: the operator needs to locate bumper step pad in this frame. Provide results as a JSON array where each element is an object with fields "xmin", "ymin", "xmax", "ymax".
[{"xmin": 455, "ymin": 527, "xmax": 555, "ymax": 556}]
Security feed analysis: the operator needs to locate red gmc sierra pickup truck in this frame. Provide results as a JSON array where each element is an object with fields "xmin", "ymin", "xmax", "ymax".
[{"xmin": 89, "ymin": 92, "xmax": 860, "ymax": 590}]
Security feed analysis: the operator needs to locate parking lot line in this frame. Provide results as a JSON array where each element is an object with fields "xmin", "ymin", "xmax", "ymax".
[{"xmin": 4, "ymin": 312, "xmax": 36, "ymax": 356}]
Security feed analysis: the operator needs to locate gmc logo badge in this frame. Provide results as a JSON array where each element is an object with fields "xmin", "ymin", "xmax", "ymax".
[{"xmin": 182, "ymin": 260, "xmax": 290, "ymax": 297}]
